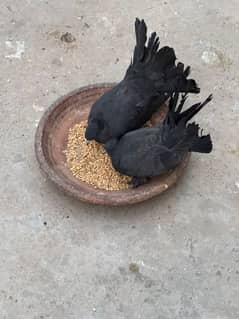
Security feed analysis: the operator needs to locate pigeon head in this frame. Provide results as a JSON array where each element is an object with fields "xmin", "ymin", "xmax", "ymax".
[
  {"xmin": 85, "ymin": 120, "xmax": 99, "ymax": 141},
  {"xmin": 104, "ymin": 138, "xmax": 119, "ymax": 155},
  {"xmin": 85, "ymin": 116, "xmax": 113, "ymax": 144}
]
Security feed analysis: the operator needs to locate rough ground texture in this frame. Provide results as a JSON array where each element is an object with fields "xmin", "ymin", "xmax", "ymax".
[{"xmin": 0, "ymin": 1, "xmax": 239, "ymax": 318}]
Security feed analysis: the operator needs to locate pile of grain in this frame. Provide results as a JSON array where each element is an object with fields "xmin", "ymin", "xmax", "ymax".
[{"xmin": 64, "ymin": 120, "xmax": 132, "ymax": 190}]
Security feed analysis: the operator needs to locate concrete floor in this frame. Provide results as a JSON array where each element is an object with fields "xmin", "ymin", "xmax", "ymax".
[{"xmin": 1, "ymin": 0, "xmax": 239, "ymax": 318}]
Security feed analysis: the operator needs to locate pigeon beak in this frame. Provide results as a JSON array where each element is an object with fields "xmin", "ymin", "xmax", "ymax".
[{"xmin": 85, "ymin": 138, "xmax": 90, "ymax": 145}]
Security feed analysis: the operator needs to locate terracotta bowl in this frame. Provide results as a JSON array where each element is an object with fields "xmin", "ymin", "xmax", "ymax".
[{"xmin": 35, "ymin": 83, "xmax": 190, "ymax": 206}]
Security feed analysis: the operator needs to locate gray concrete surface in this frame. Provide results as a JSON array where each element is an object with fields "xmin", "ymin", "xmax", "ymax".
[{"xmin": 0, "ymin": 0, "xmax": 239, "ymax": 318}]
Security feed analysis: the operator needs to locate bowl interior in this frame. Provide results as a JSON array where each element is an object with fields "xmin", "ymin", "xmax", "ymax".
[{"xmin": 35, "ymin": 84, "xmax": 190, "ymax": 206}]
